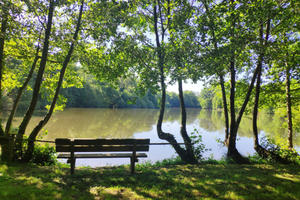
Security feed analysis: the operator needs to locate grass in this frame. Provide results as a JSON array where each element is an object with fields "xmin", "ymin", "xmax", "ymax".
[{"xmin": 0, "ymin": 160, "xmax": 300, "ymax": 200}]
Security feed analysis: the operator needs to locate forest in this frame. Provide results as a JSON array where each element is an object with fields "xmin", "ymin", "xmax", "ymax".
[
  {"xmin": 2, "ymin": 71, "xmax": 201, "ymax": 110},
  {"xmin": 0, "ymin": 0, "xmax": 299, "ymax": 165}
]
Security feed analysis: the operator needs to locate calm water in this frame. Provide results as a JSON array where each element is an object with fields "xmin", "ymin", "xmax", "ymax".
[{"xmin": 12, "ymin": 108, "xmax": 300, "ymax": 167}]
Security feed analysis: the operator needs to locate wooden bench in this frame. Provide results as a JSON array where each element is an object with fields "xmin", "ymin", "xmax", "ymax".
[{"xmin": 55, "ymin": 138, "xmax": 150, "ymax": 174}]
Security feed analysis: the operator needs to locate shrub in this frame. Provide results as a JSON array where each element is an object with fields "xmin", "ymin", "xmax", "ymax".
[
  {"xmin": 190, "ymin": 129, "xmax": 210, "ymax": 161},
  {"xmin": 30, "ymin": 143, "xmax": 57, "ymax": 166},
  {"xmin": 260, "ymin": 136, "xmax": 300, "ymax": 164}
]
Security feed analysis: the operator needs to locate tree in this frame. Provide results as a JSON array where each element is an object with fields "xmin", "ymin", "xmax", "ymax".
[
  {"xmin": 22, "ymin": 0, "xmax": 85, "ymax": 161},
  {"xmin": 107, "ymin": 0, "xmax": 198, "ymax": 163},
  {"xmin": 268, "ymin": 0, "xmax": 299, "ymax": 149},
  {"xmin": 194, "ymin": 0, "xmax": 269, "ymax": 163},
  {"xmin": 152, "ymin": 0, "xmax": 197, "ymax": 163},
  {"xmin": 1, "ymin": 0, "xmax": 85, "ymax": 162},
  {"xmin": 252, "ymin": 0, "xmax": 299, "ymax": 153},
  {"xmin": 199, "ymin": 0, "xmax": 230, "ymax": 142}
]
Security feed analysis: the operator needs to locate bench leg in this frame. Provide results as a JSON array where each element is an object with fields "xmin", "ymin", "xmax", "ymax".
[
  {"xmin": 70, "ymin": 158, "xmax": 76, "ymax": 175},
  {"xmin": 130, "ymin": 157, "xmax": 135, "ymax": 174}
]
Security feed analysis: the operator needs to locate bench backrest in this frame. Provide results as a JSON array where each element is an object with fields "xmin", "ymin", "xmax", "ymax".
[{"xmin": 55, "ymin": 138, "xmax": 150, "ymax": 152}]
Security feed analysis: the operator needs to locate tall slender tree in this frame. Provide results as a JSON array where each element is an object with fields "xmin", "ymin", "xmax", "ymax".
[
  {"xmin": 15, "ymin": 0, "xmax": 56, "ymax": 158},
  {"xmin": 22, "ymin": 0, "xmax": 85, "ymax": 161}
]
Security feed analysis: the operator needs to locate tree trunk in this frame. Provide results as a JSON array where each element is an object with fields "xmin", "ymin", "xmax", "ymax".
[
  {"xmin": 252, "ymin": 20, "xmax": 270, "ymax": 158},
  {"xmin": 219, "ymin": 75, "xmax": 229, "ymax": 143},
  {"xmin": 253, "ymin": 60, "xmax": 267, "ymax": 156},
  {"xmin": 202, "ymin": 1, "xmax": 229, "ymax": 144},
  {"xmin": 22, "ymin": 0, "xmax": 85, "ymax": 162},
  {"xmin": 178, "ymin": 78, "xmax": 197, "ymax": 163},
  {"xmin": 156, "ymin": 71, "xmax": 191, "ymax": 163},
  {"xmin": 227, "ymin": 59, "xmax": 240, "ymax": 160},
  {"xmin": 285, "ymin": 64, "xmax": 293, "ymax": 149},
  {"xmin": 0, "ymin": 7, "xmax": 8, "ymax": 136},
  {"xmin": 153, "ymin": 2, "xmax": 193, "ymax": 163},
  {"xmin": 253, "ymin": 63, "xmax": 262, "ymax": 149},
  {"xmin": 226, "ymin": 0, "xmax": 250, "ymax": 163},
  {"xmin": 5, "ymin": 47, "xmax": 40, "ymax": 135},
  {"xmin": 15, "ymin": 0, "xmax": 55, "ymax": 158},
  {"xmin": 227, "ymin": 58, "xmax": 259, "ymax": 163}
]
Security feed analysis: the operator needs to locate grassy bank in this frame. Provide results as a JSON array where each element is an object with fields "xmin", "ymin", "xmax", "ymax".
[{"xmin": 0, "ymin": 161, "xmax": 300, "ymax": 200}]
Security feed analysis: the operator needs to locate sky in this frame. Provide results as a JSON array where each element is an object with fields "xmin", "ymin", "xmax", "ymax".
[{"xmin": 166, "ymin": 80, "xmax": 203, "ymax": 94}]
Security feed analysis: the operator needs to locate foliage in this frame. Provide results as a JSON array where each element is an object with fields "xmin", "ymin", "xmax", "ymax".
[
  {"xmin": 17, "ymin": 135, "xmax": 57, "ymax": 166},
  {"xmin": 30, "ymin": 143, "xmax": 57, "ymax": 166},
  {"xmin": 190, "ymin": 129, "xmax": 210, "ymax": 161},
  {"xmin": 260, "ymin": 136, "xmax": 300, "ymax": 164},
  {"xmin": 137, "ymin": 157, "xmax": 184, "ymax": 170}
]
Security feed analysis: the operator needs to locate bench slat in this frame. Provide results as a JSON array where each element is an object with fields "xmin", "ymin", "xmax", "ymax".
[
  {"xmin": 57, "ymin": 153, "xmax": 147, "ymax": 159},
  {"xmin": 56, "ymin": 145, "xmax": 149, "ymax": 152},
  {"xmin": 55, "ymin": 138, "xmax": 72, "ymax": 145},
  {"xmin": 73, "ymin": 138, "xmax": 150, "ymax": 145}
]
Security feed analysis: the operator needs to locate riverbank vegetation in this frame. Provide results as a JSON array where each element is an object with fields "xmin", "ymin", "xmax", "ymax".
[
  {"xmin": 0, "ymin": 0, "xmax": 299, "ymax": 165},
  {"xmin": 1, "ymin": 160, "xmax": 300, "ymax": 200},
  {"xmin": 2, "ymin": 72, "xmax": 201, "ymax": 110}
]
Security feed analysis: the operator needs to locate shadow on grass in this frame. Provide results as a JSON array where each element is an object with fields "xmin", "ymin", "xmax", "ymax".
[{"xmin": 1, "ymin": 162, "xmax": 300, "ymax": 200}]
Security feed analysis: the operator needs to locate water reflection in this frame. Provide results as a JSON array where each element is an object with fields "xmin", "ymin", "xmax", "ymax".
[
  {"xmin": 13, "ymin": 108, "xmax": 200, "ymax": 140},
  {"xmin": 10, "ymin": 108, "xmax": 299, "ymax": 166}
]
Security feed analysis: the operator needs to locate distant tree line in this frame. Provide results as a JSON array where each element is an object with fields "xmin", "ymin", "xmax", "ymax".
[
  {"xmin": 62, "ymin": 86, "xmax": 200, "ymax": 109},
  {"xmin": 2, "ymin": 73, "xmax": 200, "ymax": 111},
  {"xmin": 58, "ymin": 76, "xmax": 200, "ymax": 109}
]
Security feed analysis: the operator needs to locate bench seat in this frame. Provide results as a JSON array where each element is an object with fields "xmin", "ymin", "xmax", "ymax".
[{"xmin": 57, "ymin": 153, "xmax": 148, "ymax": 159}]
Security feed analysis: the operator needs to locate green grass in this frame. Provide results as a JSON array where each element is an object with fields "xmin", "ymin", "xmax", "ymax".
[{"xmin": 0, "ymin": 161, "xmax": 300, "ymax": 200}]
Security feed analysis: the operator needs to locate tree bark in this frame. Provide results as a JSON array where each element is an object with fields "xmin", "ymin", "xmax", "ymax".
[
  {"xmin": 15, "ymin": 0, "xmax": 55, "ymax": 158},
  {"xmin": 227, "ymin": 59, "xmax": 238, "ymax": 158},
  {"xmin": 219, "ymin": 75, "xmax": 229, "ymax": 143},
  {"xmin": 178, "ymin": 78, "xmax": 197, "ymax": 163},
  {"xmin": 285, "ymin": 63, "xmax": 293, "ymax": 149},
  {"xmin": 5, "ymin": 47, "xmax": 40, "ymax": 135},
  {"xmin": 22, "ymin": 0, "xmax": 85, "ymax": 162},
  {"xmin": 253, "ymin": 53, "xmax": 263, "ymax": 150},
  {"xmin": 0, "ymin": 6, "xmax": 8, "ymax": 136},
  {"xmin": 252, "ymin": 19, "xmax": 270, "ymax": 157}
]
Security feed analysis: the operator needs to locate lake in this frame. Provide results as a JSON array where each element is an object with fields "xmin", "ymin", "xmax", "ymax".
[{"xmin": 12, "ymin": 108, "xmax": 300, "ymax": 167}]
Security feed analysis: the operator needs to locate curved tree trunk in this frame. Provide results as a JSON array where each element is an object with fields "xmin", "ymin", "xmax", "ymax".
[
  {"xmin": 156, "ymin": 71, "xmax": 191, "ymax": 163},
  {"xmin": 15, "ymin": 0, "xmax": 55, "ymax": 159},
  {"xmin": 22, "ymin": 0, "xmax": 85, "ymax": 162},
  {"xmin": 153, "ymin": 1, "xmax": 194, "ymax": 163},
  {"xmin": 178, "ymin": 78, "xmax": 197, "ymax": 163},
  {"xmin": 5, "ymin": 47, "xmax": 40, "ymax": 135}
]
